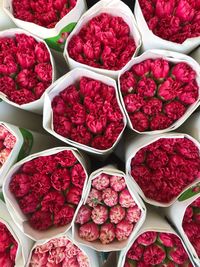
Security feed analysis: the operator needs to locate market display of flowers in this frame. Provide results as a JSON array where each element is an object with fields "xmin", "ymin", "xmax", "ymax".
[
  {"xmin": 75, "ymin": 173, "xmax": 141, "ymax": 244},
  {"xmin": 120, "ymin": 58, "xmax": 199, "ymax": 132}
]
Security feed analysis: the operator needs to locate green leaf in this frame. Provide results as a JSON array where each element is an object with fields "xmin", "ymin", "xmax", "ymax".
[
  {"xmin": 0, "ymin": 191, "xmax": 5, "ymax": 202},
  {"xmin": 178, "ymin": 183, "xmax": 200, "ymax": 201},
  {"xmin": 17, "ymin": 128, "xmax": 33, "ymax": 161},
  {"xmin": 45, "ymin": 22, "xmax": 77, "ymax": 52}
]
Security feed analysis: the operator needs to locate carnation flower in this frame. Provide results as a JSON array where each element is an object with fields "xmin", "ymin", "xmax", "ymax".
[
  {"xmin": 110, "ymin": 205, "xmax": 126, "ymax": 224},
  {"xmin": 99, "ymin": 223, "xmax": 115, "ymax": 244},
  {"xmin": 91, "ymin": 205, "xmax": 108, "ymax": 225},
  {"xmin": 126, "ymin": 206, "xmax": 141, "ymax": 223},
  {"xmin": 92, "ymin": 174, "xmax": 110, "ymax": 191},
  {"xmin": 143, "ymin": 244, "xmax": 166, "ymax": 265},
  {"xmin": 102, "ymin": 188, "xmax": 118, "ymax": 207},
  {"xmin": 110, "ymin": 175, "xmax": 126, "ymax": 192},
  {"xmin": 137, "ymin": 231, "xmax": 157, "ymax": 246},
  {"xmin": 54, "ymin": 205, "xmax": 75, "ymax": 226},
  {"xmin": 75, "ymin": 205, "xmax": 92, "ymax": 225},
  {"xmin": 115, "ymin": 220, "xmax": 133, "ymax": 241},
  {"xmin": 79, "ymin": 222, "xmax": 99, "ymax": 242},
  {"xmin": 119, "ymin": 189, "xmax": 135, "ymax": 208},
  {"xmin": 87, "ymin": 188, "xmax": 102, "ymax": 208}
]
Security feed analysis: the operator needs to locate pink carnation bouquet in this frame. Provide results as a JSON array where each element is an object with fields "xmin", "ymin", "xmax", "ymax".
[
  {"xmin": 73, "ymin": 167, "xmax": 146, "ymax": 251},
  {"xmin": 119, "ymin": 50, "xmax": 200, "ymax": 133}
]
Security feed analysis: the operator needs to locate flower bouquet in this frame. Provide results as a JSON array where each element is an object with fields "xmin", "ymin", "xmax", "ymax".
[
  {"xmin": 3, "ymin": 147, "xmax": 89, "ymax": 241},
  {"xmin": 118, "ymin": 208, "xmax": 193, "ymax": 267},
  {"xmin": 126, "ymin": 132, "xmax": 200, "ymax": 206},
  {"xmin": 0, "ymin": 28, "xmax": 56, "ymax": 114},
  {"xmin": 0, "ymin": 200, "xmax": 33, "ymax": 267},
  {"xmin": 166, "ymin": 182, "xmax": 200, "ymax": 266},
  {"xmin": 134, "ymin": 0, "xmax": 200, "ymax": 53},
  {"xmin": 64, "ymin": 0, "xmax": 141, "ymax": 78},
  {"xmin": 72, "ymin": 165, "xmax": 146, "ymax": 251},
  {"xmin": 43, "ymin": 68, "xmax": 126, "ymax": 156},
  {"xmin": 118, "ymin": 49, "xmax": 200, "ymax": 134},
  {"xmin": 27, "ymin": 233, "xmax": 99, "ymax": 267},
  {"xmin": 3, "ymin": 0, "xmax": 87, "ymax": 52}
]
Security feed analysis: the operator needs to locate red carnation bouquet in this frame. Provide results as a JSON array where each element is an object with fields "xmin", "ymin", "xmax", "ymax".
[
  {"xmin": 118, "ymin": 209, "xmax": 193, "ymax": 267},
  {"xmin": 64, "ymin": 0, "xmax": 141, "ymax": 78},
  {"xmin": 72, "ymin": 166, "xmax": 146, "ymax": 251},
  {"xmin": 0, "ymin": 29, "xmax": 55, "ymax": 113},
  {"xmin": 166, "ymin": 182, "xmax": 200, "ymax": 265},
  {"xmin": 3, "ymin": 147, "xmax": 88, "ymax": 241},
  {"xmin": 0, "ymin": 200, "xmax": 33, "ymax": 266},
  {"xmin": 134, "ymin": 0, "xmax": 200, "ymax": 53},
  {"xmin": 43, "ymin": 68, "xmax": 126, "ymax": 155},
  {"xmin": 118, "ymin": 50, "xmax": 200, "ymax": 134},
  {"xmin": 27, "ymin": 234, "xmax": 99, "ymax": 267},
  {"xmin": 126, "ymin": 133, "xmax": 200, "ymax": 206},
  {"xmin": 4, "ymin": 0, "xmax": 87, "ymax": 52}
]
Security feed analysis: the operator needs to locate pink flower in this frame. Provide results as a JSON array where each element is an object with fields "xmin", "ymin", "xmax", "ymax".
[
  {"xmin": 51, "ymin": 168, "xmax": 71, "ymax": 191},
  {"xmin": 92, "ymin": 174, "xmax": 110, "ymax": 191},
  {"xmin": 91, "ymin": 205, "xmax": 108, "ymax": 225},
  {"xmin": 3, "ymin": 133, "xmax": 16, "ymax": 150},
  {"xmin": 172, "ymin": 63, "xmax": 196, "ymax": 83},
  {"xmin": 142, "ymin": 98, "xmax": 163, "ymax": 116},
  {"xmin": 175, "ymin": 0, "xmax": 195, "ymax": 22},
  {"xmin": 169, "ymin": 246, "xmax": 189, "ymax": 264},
  {"xmin": 132, "ymin": 59, "xmax": 152, "ymax": 76},
  {"xmin": 66, "ymin": 186, "xmax": 82, "ymax": 205},
  {"xmin": 126, "ymin": 206, "xmax": 141, "ymax": 223},
  {"xmin": 35, "ymin": 63, "xmax": 52, "ymax": 82},
  {"xmin": 71, "ymin": 163, "xmax": 86, "ymax": 189},
  {"xmin": 120, "ymin": 71, "xmax": 136, "ymax": 94},
  {"xmin": 137, "ymin": 77, "xmax": 156, "ymax": 97},
  {"xmin": 150, "ymin": 114, "xmax": 172, "ymax": 130},
  {"xmin": 119, "ymin": 189, "xmax": 135, "ymax": 208},
  {"xmin": 87, "ymin": 188, "xmax": 102, "ymax": 208},
  {"xmin": 164, "ymin": 101, "xmax": 186, "ymax": 120},
  {"xmin": 115, "ymin": 220, "xmax": 133, "ymax": 241},
  {"xmin": 110, "ymin": 205, "xmax": 126, "ymax": 224},
  {"xmin": 158, "ymin": 77, "xmax": 181, "ymax": 101},
  {"xmin": 143, "ymin": 244, "xmax": 166, "ymax": 265},
  {"xmin": 151, "ymin": 58, "xmax": 170, "ymax": 79},
  {"xmin": 137, "ymin": 231, "xmax": 157, "ymax": 246},
  {"xmin": 75, "ymin": 205, "xmax": 92, "ymax": 225},
  {"xmin": 127, "ymin": 242, "xmax": 144, "ymax": 261},
  {"xmin": 130, "ymin": 112, "xmax": 149, "ymax": 132},
  {"xmin": 102, "ymin": 188, "xmax": 118, "ymax": 207},
  {"xmin": 159, "ymin": 233, "xmax": 176, "ymax": 247},
  {"xmin": 0, "ymin": 125, "xmax": 8, "ymax": 140},
  {"xmin": 110, "ymin": 175, "xmax": 126, "ymax": 192},
  {"xmin": 124, "ymin": 94, "xmax": 144, "ymax": 113},
  {"xmin": 155, "ymin": 0, "xmax": 176, "ymax": 17},
  {"xmin": 9, "ymin": 173, "xmax": 30, "ymax": 198},
  {"xmin": 79, "ymin": 222, "xmax": 99, "ymax": 242},
  {"xmin": 99, "ymin": 223, "xmax": 115, "ymax": 244}
]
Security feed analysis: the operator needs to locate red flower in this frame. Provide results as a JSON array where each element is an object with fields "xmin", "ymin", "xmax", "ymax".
[
  {"xmin": 16, "ymin": 48, "xmax": 35, "ymax": 69},
  {"xmin": 0, "ymin": 77, "xmax": 16, "ymax": 97},
  {"xmin": 120, "ymin": 71, "xmax": 136, "ymax": 94},
  {"xmin": 0, "ymin": 55, "xmax": 18, "ymax": 76},
  {"xmin": 175, "ymin": 0, "xmax": 195, "ymax": 22},
  {"xmin": 130, "ymin": 112, "xmax": 149, "ymax": 132},
  {"xmin": 54, "ymin": 205, "xmax": 75, "ymax": 226},
  {"xmin": 155, "ymin": 0, "xmax": 176, "ymax": 17},
  {"xmin": 30, "ymin": 210, "xmax": 52, "ymax": 230},
  {"xmin": 41, "ymin": 191, "xmax": 65, "ymax": 213},
  {"xmin": 70, "ymin": 125, "xmax": 92, "ymax": 145},
  {"xmin": 71, "ymin": 163, "xmax": 86, "ymax": 189},
  {"xmin": 51, "ymin": 168, "xmax": 71, "ymax": 191},
  {"xmin": 35, "ymin": 63, "xmax": 52, "ymax": 82},
  {"xmin": 124, "ymin": 94, "xmax": 144, "ymax": 113},
  {"xmin": 127, "ymin": 242, "xmax": 144, "ymax": 261},
  {"xmin": 164, "ymin": 101, "xmax": 186, "ymax": 120},
  {"xmin": 178, "ymin": 81, "xmax": 198, "ymax": 105},
  {"xmin": 61, "ymin": 85, "xmax": 80, "ymax": 104},
  {"xmin": 143, "ymin": 244, "xmax": 166, "ymax": 265},
  {"xmin": 66, "ymin": 186, "xmax": 82, "ymax": 205},
  {"xmin": 16, "ymin": 69, "xmax": 37, "ymax": 89},
  {"xmin": 142, "ymin": 98, "xmax": 163, "ymax": 116},
  {"xmin": 9, "ymin": 173, "xmax": 30, "ymax": 198},
  {"xmin": 158, "ymin": 77, "xmax": 181, "ymax": 101},
  {"xmin": 132, "ymin": 59, "xmax": 152, "ymax": 76},
  {"xmin": 169, "ymin": 246, "xmax": 189, "ymax": 264},
  {"xmin": 137, "ymin": 232, "xmax": 157, "ymax": 246},
  {"xmin": 19, "ymin": 193, "xmax": 39, "ymax": 214},
  {"xmin": 35, "ymin": 42, "xmax": 50, "ymax": 63},
  {"xmin": 172, "ymin": 63, "xmax": 196, "ymax": 83},
  {"xmin": 31, "ymin": 173, "xmax": 51, "ymax": 196},
  {"xmin": 151, "ymin": 58, "xmax": 170, "ymax": 79},
  {"xmin": 54, "ymin": 150, "xmax": 77, "ymax": 167},
  {"xmin": 86, "ymin": 113, "xmax": 107, "ymax": 134},
  {"xmin": 150, "ymin": 114, "xmax": 172, "ymax": 130},
  {"xmin": 137, "ymin": 77, "xmax": 156, "ymax": 97},
  {"xmin": 10, "ymin": 89, "xmax": 36, "ymax": 105}
]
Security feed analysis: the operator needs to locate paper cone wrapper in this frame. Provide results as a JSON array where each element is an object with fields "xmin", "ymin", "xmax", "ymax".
[
  {"xmin": 179, "ymin": 111, "xmax": 200, "ymax": 142},
  {"xmin": 125, "ymin": 132, "xmax": 200, "ymax": 207},
  {"xmin": 26, "ymin": 231, "xmax": 99, "ymax": 267},
  {"xmin": 134, "ymin": 0, "xmax": 200, "ymax": 54},
  {"xmin": 165, "ymin": 181, "xmax": 200, "ymax": 265},
  {"xmin": 72, "ymin": 165, "xmax": 146, "ymax": 252},
  {"xmin": 0, "ymin": 200, "xmax": 33, "ymax": 267},
  {"xmin": 0, "ymin": 28, "xmax": 56, "ymax": 114},
  {"xmin": 3, "ymin": 0, "xmax": 87, "ymax": 52},
  {"xmin": 117, "ymin": 207, "xmax": 194, "ymax": 267},
  {"xmin": 43, "ymin": 67, "xmax": 127, "ymax": 156},
  {"xmin": 3, "ymin": 147, "xmax": 89, "ymax": 241},
  {"xmin": 190, "ymin": 47, "xmax": 200, "ymax": 65},
  {"xmin": 64, "ymin": 0, "xmax": 141, "ymax": 79},
  {"xmin": 118, "ymin": 49, "xmax": 200, "ymax": 134}
]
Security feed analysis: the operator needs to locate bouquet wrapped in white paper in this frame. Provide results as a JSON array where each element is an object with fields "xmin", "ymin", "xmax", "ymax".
[
  {"xmin": 126, "ymin": 132, "xmax": 200, "ymax": 207},
  {"xmin": 0, "ymin": 200, "xmax": 33, "ymax": 267},
  {"xmin": 64, "ymin": 0, "xmax": 141, "ymax": 79},
  {"xmin": 72, "ymin": 165, "xmax": 146, "ymax": 252},
  {"xmin": 3, "ymin": 0, "xmax": 87, "ymax": 52},
  {"xmin": 118, "ymin": 49, "xmax": 200, "ymax": 134},
  {"xmin": 3, "ymin": 147, "xmax": 89, "ymax": 241}
]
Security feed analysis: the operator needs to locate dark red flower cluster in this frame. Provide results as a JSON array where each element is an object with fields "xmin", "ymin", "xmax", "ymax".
[
  {"xmin": 130, "ymin": 138, "xmax": 200, "ymax": 204},
  {"xmin": 67, "ymin": 13, "xmax": 137, "ymax": 70},
  {"xmin": 12, "ymin": 0, "xmax": 77, "ymax": 28},
  {"xmin": 183, "ymin": 193, "xmax": 200, "ymax": 257},
  {"xmin": 124, "ymin": 231, "xmax": 192, "ymax": 266},
  {"xmin": 120, "ymin": 58, "xmax": 198, "ymax": 132},
  {"xmin": 0, "ymin": 124, "xmax": 16, "ymax": 168},
  {"xmin": 0, "ymin": 33, "xmax": 52, "ymax": 105},
  {"xmin": 52, "ymin": 77, "xmax": 124, "ymax": 150},
  {"xmin": 139, "ymin": 0, "xmax": 200, "ymax": 43},
  {"xmin": 75, "ymin": 173, "xmax": 141, "ymax": 244},
  {"xmin": 0, "ymin": 221, "xmax": 18, "ymax": 267},
  {"xmin": 9, "ymin": 150, "xmax": 86, "ymax": 231}
]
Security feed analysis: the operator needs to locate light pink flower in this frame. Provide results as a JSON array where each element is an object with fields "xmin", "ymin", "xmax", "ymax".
[
  {"xmin": 110, "ymin": 205, "xmax": 126, "ymax": 224},
  {"xmin": 75, "ymin": 205, "xmax": 92, "ymax": 225},
  {"xmin": 102, "ymin": 188, "xmax": 118, "ymax": 207},
  {"xmin": 119, "ymin": 189, "xmax": 135, "ymax": 208},
  {"xmin": 126, "ymin": 206, "xmax": 141, "ymax": 223},
  {"xmin": 110, "ymin": 175, "xmax": 126, "ymax": 192},
  {"xmin": 3, "ymin": 133, "xmax": 16, "ymax": 149},
  {"xmin": 79, "ymin": 222, "xmax": 99, "ymax": 242},
  {"xmin": 0, "ymin": 125, "xmax": 8, "ymax": 140},
  {"xmin": 115, "ymin": 220, "xmax": 133, "ymax": 241},
  {"xmin": 86, "ymin": 188, "xmax": 102, "ymax": 207},
  {"xmin": 92, "ymin": 174, "xmax": 110, "ymax": 190},
  {"xmin": 91, "ymin": 205, "xmax": 108, "ymax": 225},
  {"xmin": 99, "ymin": 223, "xmax": 115, "ymax": 244}
]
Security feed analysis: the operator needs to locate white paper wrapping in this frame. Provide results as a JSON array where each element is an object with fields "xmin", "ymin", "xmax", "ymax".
[
  {"xmin": 179, "ymin": 111, "xmax": 200, "ymax": 142},
  {"xmin": 72, "ymin": 165, "xmax": 146, "ymax": 252},
  {"xmin": 165, "ymin": 182, "xmax": 200, "ymax": 266},
  {"xmin": 64, "ymin": 0, "xmax": 141, "ymax": 79},
  {"xmin": 190, "ymin": 47, "xmax": 200, "ymax": 65},
  {"xmin": 26, "ymin": 231, "xmax": 99, "ymax": 267},
  {"xmin": 118, "ymin": 49, "xmax": 200, "ymax": 134},
  {"xmin": 0, "ymin": 200, "xmax": 33, "ymax": 267},
  {"xmin": 134, "ymin": 0, "xmax": 200, "ymax": 54},
  {"xmin": 117, "ymin": 207, "xmax": 194, "ymax": 267},
  {"xmin": 125, "ymin": 132, "xmax": 200, "ymax": 207},
  {"xmin": 3, "ymin": 0, "xmax": 87, "ymax": 52},
  {"xmin": 3, "ymin": 147, "xmax": 89, "ymax": 241},
  {"xmin": 0, "ymin": 28, "xmax": 56, "ymax": 114},
  {"xmin": 43, "ymin": 67, "xmax": 127, "ymax": 156}
]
